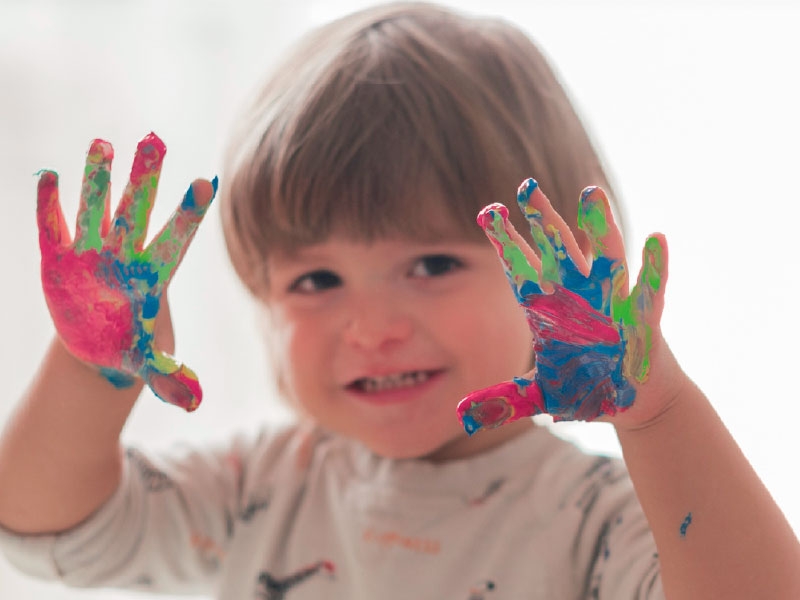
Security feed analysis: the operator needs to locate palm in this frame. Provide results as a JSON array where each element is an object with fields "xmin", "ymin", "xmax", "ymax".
[
  {"xmin": 37, "ymin": 133, "xmax": 216, "ymax": 411},
  {"xmin": 457, "ymin": 179, "xmax": 667, "ymax": 434}
]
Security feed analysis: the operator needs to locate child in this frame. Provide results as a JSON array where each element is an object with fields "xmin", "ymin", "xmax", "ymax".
[{"xmin": 1, "ymin": 2, "xmax": 798, "ymax": 599}]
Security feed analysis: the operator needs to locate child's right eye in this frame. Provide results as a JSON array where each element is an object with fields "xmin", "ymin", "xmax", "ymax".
[{"xmin": 288, "ymin": 270, "xmax": 341, "ymax": 293}]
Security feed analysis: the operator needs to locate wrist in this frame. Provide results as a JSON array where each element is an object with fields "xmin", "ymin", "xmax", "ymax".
[{"xmin": 611, "ymin": 337, "xmax": 693, "ymax": 433}]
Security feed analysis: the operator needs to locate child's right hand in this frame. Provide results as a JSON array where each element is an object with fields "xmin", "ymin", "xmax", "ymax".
[{"xmin": 36, "ymin": 133, "xmax": 217, "ymax": 411}]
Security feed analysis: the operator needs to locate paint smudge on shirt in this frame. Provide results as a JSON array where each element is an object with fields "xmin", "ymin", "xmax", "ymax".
[{"xmin": 255, "ymin": 561, "xmax": 335, "ymax": 600}]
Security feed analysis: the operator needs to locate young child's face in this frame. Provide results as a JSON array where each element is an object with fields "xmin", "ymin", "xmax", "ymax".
[{"xmin": 262, "ymin": 220, "xmax": 535, "ymax": 460}]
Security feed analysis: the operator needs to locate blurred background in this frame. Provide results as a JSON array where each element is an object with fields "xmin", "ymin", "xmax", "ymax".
[{"xmin": 1, "ymin": 1, "xmax": 799, "ymax": 598}]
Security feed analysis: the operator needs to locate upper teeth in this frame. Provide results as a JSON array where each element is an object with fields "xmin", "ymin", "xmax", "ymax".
[{"xmin": 360, "ymin": 371, "xmax": 431, "ymax": 392}]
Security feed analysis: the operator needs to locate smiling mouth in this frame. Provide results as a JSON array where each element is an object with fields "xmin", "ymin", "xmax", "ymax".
[{"xmin": 348, "ymin": 370, "xmax": 440, "ymax": 393}]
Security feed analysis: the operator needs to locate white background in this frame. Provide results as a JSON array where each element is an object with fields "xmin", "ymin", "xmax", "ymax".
[{"xmin": 1, "ymin": 1, "xmax": 799, "ymax": 598}]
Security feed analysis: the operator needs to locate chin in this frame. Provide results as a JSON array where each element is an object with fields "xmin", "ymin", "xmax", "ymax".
[{"xmin": 361, "ymin": 429, "xmax": 470, "ymax": 461}]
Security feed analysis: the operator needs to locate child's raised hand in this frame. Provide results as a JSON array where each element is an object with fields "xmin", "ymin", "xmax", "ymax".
[
  {"xmin": 36, "ymin": 133, "xmax": 217, "ymax": 411},
  {"xmin": 457, "ymin": 178, "xmax": 668, "ymax": 434}
]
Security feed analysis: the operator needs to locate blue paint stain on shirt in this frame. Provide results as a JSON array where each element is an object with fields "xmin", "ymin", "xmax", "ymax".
[{"xmin": 680, "ymin": 512, "xmax": 693, "ymax": 537}]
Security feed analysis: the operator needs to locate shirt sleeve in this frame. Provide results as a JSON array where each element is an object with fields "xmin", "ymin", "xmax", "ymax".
[{"xmin": 0, "ymin": 429, "xmax": 270, "ymax": 595}]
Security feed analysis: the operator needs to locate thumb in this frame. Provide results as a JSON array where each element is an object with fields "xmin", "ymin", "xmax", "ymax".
[
  {"xmin": 146, "ymin": 294, "xmax": 201, "ymax": 411},
  {"xmin": 456, "ymin": 377, "xmax": 544, "ymax": 436},
  {"xmin": 145, "ymin": 352, "xmax": 202, "ymax": 412}
]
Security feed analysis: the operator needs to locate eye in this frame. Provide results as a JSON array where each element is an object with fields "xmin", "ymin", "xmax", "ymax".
[
  {"xmin": 288, "ymin": 270, "xmax": 341, "ymax": 293},
  {"xmin": 409, "ymin": 254, "xmax": 463, "ymax": 278}
]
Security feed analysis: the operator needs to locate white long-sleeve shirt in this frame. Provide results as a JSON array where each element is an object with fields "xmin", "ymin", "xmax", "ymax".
[{"xmin": 0, "ymin": 424, "xmax": 663, "ymax": 599}]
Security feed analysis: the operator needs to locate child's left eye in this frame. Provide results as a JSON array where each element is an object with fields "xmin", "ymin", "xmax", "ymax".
[{"xmin": 409, "ymin": 254, "xmax": 463, "ymax": 278}]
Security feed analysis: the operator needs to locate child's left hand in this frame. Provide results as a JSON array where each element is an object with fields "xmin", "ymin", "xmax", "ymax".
[{"xmin": 457, "ymin": 178, "xmax": 670, "ymax": 435}]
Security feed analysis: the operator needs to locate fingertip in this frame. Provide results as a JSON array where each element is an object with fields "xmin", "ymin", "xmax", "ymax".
[
  {"xmin": 516, "ymin": 178, "xmax": 539, "ymax": 203},
  {"xmin": 180, "ymin": 179, "xmax": 216, "ymax": 216},
  {"xmin": 149, "ymin": 367, "xmax": 203, "ymax": 412},
  {"xmin": 577, "ymin": 186, "xmax": 610, "ymax": 229},
  {"xmin": 477, "ymin": 202, "xmax": 508, "ymax": 228},
  {"xmin": 140, "ymin": 132, "xmax": 167, "ymax": 156},
  {"xmin": 36, "ymin": 170, "xmax": 69, "ymax": 246},
  {"xmin": 86, "ymin": 139, "xmax": 114, "ymax": 165},
  {"xmin": 579, "ymin": 185, "xmax": 603, "ymax": 204},
  {"xmin": 36, "ymin": 169, "xmax": 58, "ymax": 190},
  {"xmin": 644, "ymin": 233, "xmax": 668, "ymax": 281},
  {"xmin": 132, "ymin": 133, "xmax": 167, "ymax": 179}
]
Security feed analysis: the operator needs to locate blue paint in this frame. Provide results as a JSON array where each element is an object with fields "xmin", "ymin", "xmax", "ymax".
[
  {"xmin": 110, "ymin": 258, "xmax": 158, "ymax": 287},
  {"xmin": 112, "ymin": 215, "xmax": 132, "ymax": 234},
  {"xmin": 181, "ymin": 176, "xmax": 218, "ymax": 212},
  {"xmin": 462, "ymin": 414, "xmax": 481, "ymax": 436},
  {"xmin": 136, "ymin": 329, "xmax": 153, "ymax": 355},
  {"xmin": 100, "ymin": 367, "xmax": 136, "ymax": 389},
  {"xmin": 142, "ymin": 295, "xmax": 159, "ymax": 319},
  {"xmin": 516, "ymin": 177, "xmax": 538, "ymax": 201},
  {"xmin": 535, "ymin": 338, "xmax": 635, "ymax": 420},
  {"xmin": 181, "ymin": 182, "xmax": 196, "ymax": 210},
  {"xmin": 680, "ymin": 512, "xmax": 693, "ymax": 537},
  {"xmin": 517, "ymin": 279, "xmax": 542, "ymax": 302}
]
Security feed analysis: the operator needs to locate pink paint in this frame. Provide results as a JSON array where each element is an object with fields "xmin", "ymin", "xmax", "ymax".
[
  {"xmin": 524, "ymin": 288, "xmax": 621, "ymax": 346},
  {"xmin": 41, "ymin": 251, "xmax": 135, "ymax": 368}
]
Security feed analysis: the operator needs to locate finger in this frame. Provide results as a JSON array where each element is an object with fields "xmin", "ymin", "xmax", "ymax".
[
  {"xmin": 516, "ymin": 179, "xmax": 565, "ymax": 286},
  {"xmin": 623, "ymin": 234, "xmax": 669, "ymax": 382},
  {"xmin": 456, "ymin": 376, "xmax": 544, "ymax": 435},
  {"xmin": 74, "ymin": 139, "xmax": 114, "ymax": 253},
  {"xmin": 144, "ymin": 351, "xmax": 202, "ymax": 412},
  {"xmin": 104, "ymin": 132, "xmax": 166, "ymax": 258},
  {"xmin": 143, "ymin": 177, "xmax": 218, "ymax": 293},
  {"xmin": 477, "ymin": 202, "xmax": 543, "ymax": 302},
  {"xmin": 516, "ymin": 178, "xmax": 590, "ymax": 276},
  {"xmin": 577, "ymin": 186, "xmax": 629, "ymax": 308},
  {"xmin": 36, "ymin": 170, "xmax": 72, "ymax": 252}
]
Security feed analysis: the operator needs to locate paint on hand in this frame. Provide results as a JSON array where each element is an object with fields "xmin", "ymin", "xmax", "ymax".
[
  {"xmin": 36, "ymin": 133, "xmax": 217, "ymax": 411},
  {"xmin": 680, "ymin": 512, "xmax": 693, "ymax": 537},
  {"xmin": 457, "ymin": 179, "xmax": 667, "ymax": 433}
]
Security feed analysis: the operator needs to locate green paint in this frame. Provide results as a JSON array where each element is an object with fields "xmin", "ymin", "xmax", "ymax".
[
  {"xmin": 76, "ymin": 164, "xmax": 111, "ymax": 253},
  {"xmin": 578, "ymin": 192, "xmax": 610, "ymax": 257},
  {"xmin": 486, "ymin": 210, "xmax": 541, "ymax": 286},
  {"xmin": 530, "ymin": 222, "xmax": 561, "ymax": 285},
  {"xmin": 132, "ymin": 186, "xmax": 155, "ymax": 243},
  {"xmin": 642, "ymin": 236, "xmax": 664, "ymax": 292}
]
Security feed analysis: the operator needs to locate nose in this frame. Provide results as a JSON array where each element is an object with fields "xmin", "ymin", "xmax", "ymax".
[{"xmin": 342, "ymin": 294, "xmax": 413, "ymax": 352}]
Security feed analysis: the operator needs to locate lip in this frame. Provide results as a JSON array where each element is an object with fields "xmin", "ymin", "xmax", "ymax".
[{"xmin": 343, "ymin": 369, "xmax": 445, "ymax": 405}]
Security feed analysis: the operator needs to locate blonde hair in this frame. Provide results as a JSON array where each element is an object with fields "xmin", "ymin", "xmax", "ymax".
[{"xmin": 221, "ymin": 2, "xmax": 620, "ymax": 295}]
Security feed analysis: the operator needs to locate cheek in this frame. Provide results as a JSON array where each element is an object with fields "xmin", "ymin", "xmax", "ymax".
[
  {"xmin": 481, "ymin": 298, "xmax": 533, "ymax": 371},
  {"xmin": 439, "ymin": 286, "xmax": 533, "ymax": 373},
  {"xmin": 274, "ymin": 314, "xmax": 335, "ymax": 392}
]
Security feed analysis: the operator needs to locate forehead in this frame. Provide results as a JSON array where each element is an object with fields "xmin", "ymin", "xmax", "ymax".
[
  {"xmin": 350, "ymin": 188, "xmax": 484, "ymax": 241},
  {"xmin": 270, "ymin": 230, "xmax": 485, "ymax": 267}
]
